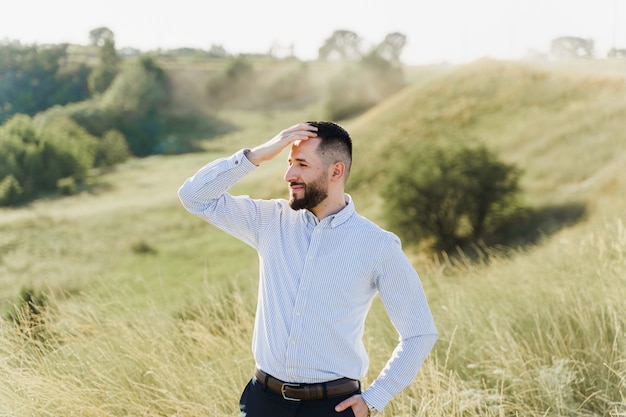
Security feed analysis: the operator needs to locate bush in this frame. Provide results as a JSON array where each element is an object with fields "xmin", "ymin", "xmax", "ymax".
[
  {"xmin": 95, "ymin": 129, "xmax": 130, "ymax": 167},
  {"xmin": 0, "ymin": 114, "xmax": 99, "ymax": 206},
  {"xmin": 57, "ymin": 177, "xmax": 76, "ymax": 195},
  {"xmin": 0, "ymin": 174, "xmax": 23, "ymax": 206},
  {"xmin": 382, "ymin": 141, "xmax": 523, "ymax": 251},
  {"xmin": 38, "ymin": 55, "xmax": 172, "ymax": 157}
]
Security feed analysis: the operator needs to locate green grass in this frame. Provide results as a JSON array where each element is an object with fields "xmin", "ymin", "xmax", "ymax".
[{"xmin": 1, "ymin": 59, "xmax": 626, "ymax": 416}]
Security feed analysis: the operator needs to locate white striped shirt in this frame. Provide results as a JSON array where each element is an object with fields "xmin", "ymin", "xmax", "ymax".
[{"xmin": 178, "ymin": 149, "xmax": 438, "ymax": 411}]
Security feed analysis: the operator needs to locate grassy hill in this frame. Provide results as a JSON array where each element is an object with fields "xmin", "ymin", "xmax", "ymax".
[{"xmin": 1, "ymin": 59, "xmax": 625, "ymax": 416}]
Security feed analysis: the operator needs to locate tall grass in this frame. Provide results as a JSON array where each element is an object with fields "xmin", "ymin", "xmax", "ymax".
[
  {"xmin": 0, "ymin": 284, "xmax": 256, "ymax": 416},
  {"xmin": 1, "ymin": 219, "xmax": 624, "ymax": 416},
  {"xmin": 1, "ymin": 59, "xmax": 625, "ymax": 416}
]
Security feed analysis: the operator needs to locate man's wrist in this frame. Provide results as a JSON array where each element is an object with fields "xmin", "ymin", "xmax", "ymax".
[{"xmin": 364, "ymin": 400, "xmax": 378, "ymax": 416}]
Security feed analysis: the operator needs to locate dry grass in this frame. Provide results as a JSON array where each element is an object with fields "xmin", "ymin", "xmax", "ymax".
[{"xmin": 1, "ymin": 59, "xmax": 625, "ymax": 416}]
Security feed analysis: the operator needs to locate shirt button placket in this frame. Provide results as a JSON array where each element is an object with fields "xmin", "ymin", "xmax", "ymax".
[{"xmin": 285, "ymin": 225, "xmax": 322, "ymax": 378}]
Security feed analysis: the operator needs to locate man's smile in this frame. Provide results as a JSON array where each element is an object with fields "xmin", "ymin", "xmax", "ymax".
[{"xmin": 289, "ymin": 182, "xmax": 305, "ymax": 193}]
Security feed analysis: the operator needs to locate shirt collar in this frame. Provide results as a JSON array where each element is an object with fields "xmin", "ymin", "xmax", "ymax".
[{"xmin": 303, "ymin": 194, "xmax": 355, "ymax": 228}]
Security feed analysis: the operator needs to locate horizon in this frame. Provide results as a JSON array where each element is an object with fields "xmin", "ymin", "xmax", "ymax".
[{"xmin": 1, "ymin": 0, "xmax": 624, "ymax": 64}]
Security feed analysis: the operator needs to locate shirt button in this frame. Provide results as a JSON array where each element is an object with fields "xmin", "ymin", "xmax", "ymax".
[{"xmin": 308, "ymin": 255, "xmax": 313, "ymax": 260}]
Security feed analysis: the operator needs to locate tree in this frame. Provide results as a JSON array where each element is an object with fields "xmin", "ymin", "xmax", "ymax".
[
  {"xmin": 550, "ymin": 36, "xmax": 594, "ymax": 60},
  {"xmin": 608, "ymin": 48, "xmax": 626, "ymax": 58},
  {"xmin": 374, "ymin": 32, "xmax": 407, "ymax": 63},
  {"xmin": 208, "ymin": 44, "xmax": 229, "ymax": 58},
  {"xmin": 88, "ymin": 37, "xmax": 120, "ymax": 95},
  {"xmin": 318, "ymin": 30, "xmax": 362, "ymax": 61},
  {"xmin": 89, "ymin": 27, "xmax": 115, "ymax": 47},
  {"xmin": 99, "ymin": 55, "xmax": 170, "ymax": 156},
  {"xmin": 382, "ymin": 142, "xmax": 522, "ymax": 251},
  {"xmin": 324, "ymin": 49, "xmax": 405, "ymax": 120},
  {"xmin": 0, "ymin": 43, "xmax": 90, "ymax": 124}
]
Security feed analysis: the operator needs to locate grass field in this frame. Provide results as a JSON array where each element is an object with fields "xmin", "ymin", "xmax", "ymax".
[{"xmin": 1, "ymin": 59, "xmax": 625, "ymax": 416}]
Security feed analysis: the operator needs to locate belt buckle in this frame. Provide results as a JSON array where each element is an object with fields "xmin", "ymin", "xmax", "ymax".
[{"xmin": 281, "ymin": 383, "xmax": 302, "ymax": 401}]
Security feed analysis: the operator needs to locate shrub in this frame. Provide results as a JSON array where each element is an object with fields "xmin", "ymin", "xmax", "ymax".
[
  {"xmin": 382, "ymin": 141, "xmax": 523, "ymax": 251},
  {"xmin": 57, "ymin": 176, "xmax": 76, "ymax": 195},
  {"xmin": 131, "ymin": 240, "xmax": 157, "ymax": 255},
  {"xmin": 5, "ymin": 286, "xmax": 50, "ymax": 343},
  {"xmin": 0, "ymin": 114, "xmax": 98, "ymax": 206},
  {"xmin": 0, "ymin": 174, "xmax": 23, "ymax": 205},
  {"xmin": 95, "ymin": 129, "xmax": 130, "ymax": 167}
]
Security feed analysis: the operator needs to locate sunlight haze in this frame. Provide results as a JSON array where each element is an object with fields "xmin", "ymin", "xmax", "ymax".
[{"xmin": 2, "ymin": 0, "xmax": 624, "ymax": 63}]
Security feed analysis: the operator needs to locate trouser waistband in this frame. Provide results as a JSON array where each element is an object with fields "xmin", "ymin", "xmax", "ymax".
[{"xmin": 254, "ymin": 368, "xmax": 360, "ymax": 401}]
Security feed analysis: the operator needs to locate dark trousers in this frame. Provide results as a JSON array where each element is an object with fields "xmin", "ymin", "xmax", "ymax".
[{"xmin": 239, "ymin": 376, "xmax": 359, "ymax": 417}]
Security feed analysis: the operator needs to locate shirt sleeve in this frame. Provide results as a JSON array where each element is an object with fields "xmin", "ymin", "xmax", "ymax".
[
  {"xmin": 177, "ymin": 149, "xmax": 271, "ymax": 249},
  {"xmin": 360, "ymin": 234, "xmax": 438, "ymax": 411}
]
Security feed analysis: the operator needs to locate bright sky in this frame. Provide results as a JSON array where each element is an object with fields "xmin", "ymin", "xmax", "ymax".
[{"xmin": 1, "ymin": 0, "xmax": 624, "ymax": 64}]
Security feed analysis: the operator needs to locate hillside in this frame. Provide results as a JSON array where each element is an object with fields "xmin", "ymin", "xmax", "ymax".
[
  {"xmin": 1, "ymin": 57, "xmax": 624, "ymax": 315},
  {"xmin": 1, "ymin": 59, "xmax": 625, "ymax": 416},
  {"xmin": 348, "ymin": 59, "xmax": 626, "ymax": 236}
]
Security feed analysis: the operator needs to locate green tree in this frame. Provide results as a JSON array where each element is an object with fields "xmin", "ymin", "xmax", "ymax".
[
  {"xmin": 88, "ymin": 36, "xmax": 120, "ymax": 95},
  {"xmin": 0, "ymin": 43, "xmax": 90, "ymax": 123},
  {"xmin": 382, "ymin": 142, "xmax": 522, "ymax": 251},
  {"xmin": 100, "ymin": 55, "xmax": 170, "ymax": 155}
]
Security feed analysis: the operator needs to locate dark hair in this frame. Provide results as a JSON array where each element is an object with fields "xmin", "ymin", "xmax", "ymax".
[{"xmin": 307, "ymin": 121, "xmax": 352, "ymax": 178}]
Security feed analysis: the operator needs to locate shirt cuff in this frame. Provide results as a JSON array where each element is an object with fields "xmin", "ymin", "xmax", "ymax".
[
  {"xmin": 361, "ymin": 384, "xmax": 393, "ymax": 413},
  {"xmin": 233, "ymin": 148, "xmax": 257, "ymax": 172}
]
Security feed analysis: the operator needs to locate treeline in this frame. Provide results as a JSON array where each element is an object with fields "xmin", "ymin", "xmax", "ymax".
[
  {"xmin": 0, "ymin": 29, "xmax": 408, "ymax": 207},
  {"xmin": 204, "ymin": 31, "xmax": 408, "ymax": 119},
  {"xmin": 0, "ymin": 37, "xmax": 218, "ymax": 206},
  {"xmin": 0, "ymin": 43, "xmax": 91, "ymax": 124}
]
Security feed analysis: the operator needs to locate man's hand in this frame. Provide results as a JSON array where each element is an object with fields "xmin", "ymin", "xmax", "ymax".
[
  {"xmin": 335, "ymin": 394, "xmax": 370, "ymax": 416},
  {"xmin": 246, "ymin": 123, "xmax": 318, "ymax": 166}
]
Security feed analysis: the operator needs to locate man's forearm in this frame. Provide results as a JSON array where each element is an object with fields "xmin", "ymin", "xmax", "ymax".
[
  {"xmin": 361, "ymin": 333, "xmax": 438, "ymax": 412},
  {"xmin": 178, "ymin": 149, "xmax": 257, "ymax": 214}
]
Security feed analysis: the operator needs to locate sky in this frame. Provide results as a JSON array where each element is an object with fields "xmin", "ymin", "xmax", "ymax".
[{"xmin": 1, "ymin": 0, "xmax": 624, "ymax": 64}]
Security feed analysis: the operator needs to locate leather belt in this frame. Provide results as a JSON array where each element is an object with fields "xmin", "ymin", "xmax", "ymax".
[{"xmin": 254, "ymin": 368, "xmax": 360, "ymax": 401}]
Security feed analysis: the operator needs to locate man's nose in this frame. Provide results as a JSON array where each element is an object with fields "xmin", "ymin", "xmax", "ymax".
[{"xmin": 284, "ymin": 166, "xmax": 296, "ymax": 183}]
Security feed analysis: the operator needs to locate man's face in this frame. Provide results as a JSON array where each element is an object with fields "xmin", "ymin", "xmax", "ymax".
[{"xmin": 284, "ymin": 138, "xmax": 329, "ymax": 211}]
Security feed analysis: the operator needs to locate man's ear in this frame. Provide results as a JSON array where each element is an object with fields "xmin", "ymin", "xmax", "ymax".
[{"xmin": 329, "ymin": 162, "xmax": 346, "ymax": 183}]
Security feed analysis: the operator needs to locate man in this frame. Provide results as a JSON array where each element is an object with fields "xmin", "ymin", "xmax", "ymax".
[{"xmin": 178, "ymin": 122, "xmax": 438, "ymax": 417}]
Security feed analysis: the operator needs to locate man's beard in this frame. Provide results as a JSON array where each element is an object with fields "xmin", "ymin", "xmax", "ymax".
[{"xmin": 289, "ymin": 175, "xmax": 328, "ymax": 211}]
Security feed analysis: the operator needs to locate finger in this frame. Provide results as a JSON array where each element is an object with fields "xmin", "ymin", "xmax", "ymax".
[
  {"xmin": 280, "ymin": 129, "xmax": 317, "ymax": 143},
  {"xmin": 334, "ymin": 395, "xmax": 358, "ymax": 412},
  {"xmin": 287, "ymin": 123, "xmax": 318, "ymax": 136}
]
